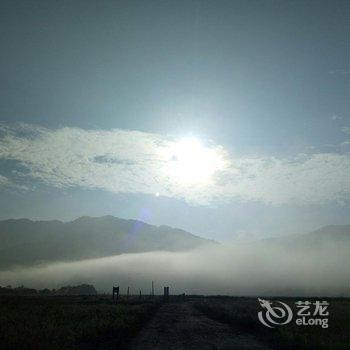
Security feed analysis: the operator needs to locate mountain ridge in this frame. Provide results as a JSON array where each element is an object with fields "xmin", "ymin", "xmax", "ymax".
[
  {"xmin": 0, "ymin": 215, "xmax": 215, "ymax": 270},
  {"xmin": 261, "ymin": 224, "xmax": 350, "ymax": 248}
]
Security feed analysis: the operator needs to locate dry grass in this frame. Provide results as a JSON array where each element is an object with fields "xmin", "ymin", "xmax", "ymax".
[
  {"xmin": 0, "ymin": 295, "xmax": 161, "ymax": 350},
  {"xmin": 194, "ymin": 296, "xmax": 350, "ymax": 350}
]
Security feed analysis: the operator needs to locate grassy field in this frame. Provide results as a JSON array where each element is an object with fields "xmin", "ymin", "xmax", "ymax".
[
  {"xmin": 1, "ymin": 295, "xmax": 349, "ymax": 350},
  {"xmin": 0, "ymin": 295, "xmax": 161, "ymax": 350},
  {"xmin": 194, "ymin": 297, "xmax": 350, "ymax": 350}
]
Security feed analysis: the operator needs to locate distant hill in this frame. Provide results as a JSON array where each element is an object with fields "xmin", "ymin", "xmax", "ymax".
[
  {"xmin": 0, "ymin": 284, "xmax": 97, "ymax": 295},
  {"xmin": 263, "ymin": 224, "xmax": 350, "ymax": 249},
  {"xmin": 55, "ymin": 284, "xmax": 97, "ymax": 295},
  {"xmin": 307, "ymin": 225, "xmax": 350, "ymax": 241},
  {"xmin": 0, "ymin": 216, "xmax": 215, "ymax": 269}
]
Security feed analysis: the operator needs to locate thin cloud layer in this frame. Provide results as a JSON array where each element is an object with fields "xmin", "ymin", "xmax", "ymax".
[{"xmin": 0, "ymin": 123, "xmax": 350, "ymax": 205}]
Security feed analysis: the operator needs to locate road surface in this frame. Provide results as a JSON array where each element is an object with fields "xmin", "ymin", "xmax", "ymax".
[{"xmin": 129, "ymin": 301, "xmax": 271, "ymax": 350}]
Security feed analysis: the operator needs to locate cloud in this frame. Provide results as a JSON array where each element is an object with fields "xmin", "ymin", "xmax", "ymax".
[
  {"xmin": 341, "ymin": 126, "xmax": 350, "ymax": 135},
  {"xmin": 0, "ymin": 123, "xmax": 233, "ymax": 204},
  {"xmin": 0, "ymin": 173, "xmax": 29, "ymax": 191},
  {"xmin": 1, "ymin": 123, "xmax": 350, "ymax": 206},
  {"xmin": 224, "ymin": 153, "xmax": 350, "ymax": 205},
  {"xmin": 329, "ymin": 69, "xmax": 350, "ymax": 76},
  {"xmin": 330, "ymin": 114, "xmax": 343, "ymax": 121},
  {"xmin": 0, "ymin": 175, "xmax": 10, "ymax": 187}
]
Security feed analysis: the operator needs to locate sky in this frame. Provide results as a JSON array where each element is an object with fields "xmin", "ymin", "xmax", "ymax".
[{"xmin": 0, "ymin": 0, "xmax": 349, "ymax": 241}]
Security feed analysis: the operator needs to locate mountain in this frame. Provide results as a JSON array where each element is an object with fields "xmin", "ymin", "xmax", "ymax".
[
  {"xmin": 307, "ymin": 225, "xmax": 350, "ymax": 241},
  {"xmin": 0, "ymin": 216, "xmax": 215, "ymax": 269},
  {"xmin": 263, "ymin": 224, "xmax": 350, "ymax": 249}
]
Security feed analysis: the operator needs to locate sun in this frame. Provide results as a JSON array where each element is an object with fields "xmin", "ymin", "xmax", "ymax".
[{"xmin": 163, "ymin": 137, "xmax": 225, "ymax": 185}]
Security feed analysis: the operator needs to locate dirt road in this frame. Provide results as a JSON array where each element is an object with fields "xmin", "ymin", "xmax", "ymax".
[{"xmin": 129, "ymin": 301, "xmax": 271, "ymax": 350}]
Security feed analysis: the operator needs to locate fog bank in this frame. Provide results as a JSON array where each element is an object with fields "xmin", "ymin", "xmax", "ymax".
[{"xmin": 1, "ymin": 242, "xmax": 349, "ymax": 296}]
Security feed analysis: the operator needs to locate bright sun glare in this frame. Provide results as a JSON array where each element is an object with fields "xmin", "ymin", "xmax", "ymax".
[{"xmin": 164, "ymin": 137, "xmax": 225, "ymax": 186}]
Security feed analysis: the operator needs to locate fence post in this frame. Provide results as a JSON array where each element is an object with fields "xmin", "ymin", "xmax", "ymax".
[
  {"xmin": 163, "ymin": 286, "xmax": 169, "ymax": 301},
  {"xmin": 112, "ymin": 286, "xmax": 119, "ymax": 301}
]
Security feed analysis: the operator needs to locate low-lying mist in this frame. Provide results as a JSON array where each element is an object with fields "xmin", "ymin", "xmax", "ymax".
[{"xmin": 1, "ymin": 241, "xmax": 349, "ymax": 296}]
